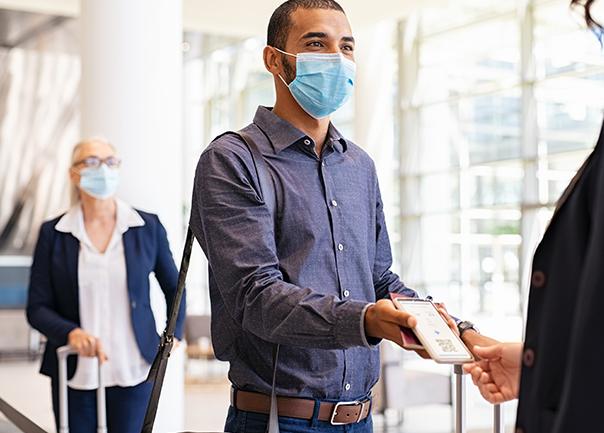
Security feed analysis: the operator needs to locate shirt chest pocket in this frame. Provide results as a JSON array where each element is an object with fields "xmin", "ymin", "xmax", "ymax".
[{"xmin": 277, "ymin": 184, "xmax": 332, "ymax": 246}]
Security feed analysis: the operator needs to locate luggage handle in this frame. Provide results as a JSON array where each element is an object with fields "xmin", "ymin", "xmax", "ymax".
[
  {"xmin": 57, "ymin": 346, "xmax": 107, "ymax": 433},
  {"xmin": 453, "ymin": 365, "xmax": 504, "ymax": 433}
]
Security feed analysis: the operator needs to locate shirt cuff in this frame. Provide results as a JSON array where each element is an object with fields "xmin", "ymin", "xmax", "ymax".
[
  {"xmin": 360, "ymin": 303, "xmax": 381, "ymax": 347},
  {"xmin": 335, "ymin": 300, "xmax": 374, "ymax": 348}
]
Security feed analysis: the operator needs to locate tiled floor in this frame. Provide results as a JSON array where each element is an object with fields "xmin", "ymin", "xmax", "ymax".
[{"xmin": 0, "ymin": 360, "xmax": 515, "ymax": 433}]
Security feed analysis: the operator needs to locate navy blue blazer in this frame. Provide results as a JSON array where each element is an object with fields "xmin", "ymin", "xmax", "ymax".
[{"xmin": 26, "ymin": 209, "xmax": 186, "ymax": 381}]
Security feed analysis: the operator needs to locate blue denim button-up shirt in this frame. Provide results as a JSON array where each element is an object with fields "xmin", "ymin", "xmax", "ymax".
[{"xmin": 189, "ymin": 106, "xmax": 417, "ymax": 400}]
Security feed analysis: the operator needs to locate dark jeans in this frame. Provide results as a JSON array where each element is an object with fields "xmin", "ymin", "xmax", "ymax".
[
  {"xmin": 51, "ymin": 378, "xmax": 152, "ymax": 433},
  {"xmin": 224, "ymin": 406, "xmax": 373, "ymax": 433}
]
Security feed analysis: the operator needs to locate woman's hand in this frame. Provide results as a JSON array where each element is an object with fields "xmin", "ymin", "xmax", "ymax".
[
  {"xmin": 463, "ymin": 342, "xmax": 523, "ymax": 404},
  {"xmin": 67, "ymin": 328, "xmax": 108, "ymax": 363}
]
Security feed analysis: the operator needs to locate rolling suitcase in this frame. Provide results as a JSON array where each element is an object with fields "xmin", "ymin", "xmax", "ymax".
[{"xmin": 56, "ymin": 345, "xmax": 107, "ymax": 433}]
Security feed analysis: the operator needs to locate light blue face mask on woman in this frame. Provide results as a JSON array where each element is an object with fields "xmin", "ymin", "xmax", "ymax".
[
  {"xmin": 275, "ymin": 47, "xmax": 356, "ymax": 119},
  {"xmin": 79, "ymin": 164, "xmax": 120, "ymax": 199}
]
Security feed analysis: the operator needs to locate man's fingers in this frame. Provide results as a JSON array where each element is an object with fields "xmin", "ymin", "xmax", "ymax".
[
  {"xmin": 392, "ymin": 310, "xmax": 417, "ymax": 328},
  {"xmin": 378, "ymin": 300, "xmax": 417, "ymax": 328}
]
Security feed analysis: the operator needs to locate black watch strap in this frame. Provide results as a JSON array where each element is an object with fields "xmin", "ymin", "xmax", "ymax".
[{"xmin": 457, "ymin": 320, "xmax": 479, "ymax": 337}]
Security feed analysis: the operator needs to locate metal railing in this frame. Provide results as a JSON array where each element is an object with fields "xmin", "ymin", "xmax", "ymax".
[{"xmin": 454, "ymin": 365, "xmax": 504, "ymax": 433}]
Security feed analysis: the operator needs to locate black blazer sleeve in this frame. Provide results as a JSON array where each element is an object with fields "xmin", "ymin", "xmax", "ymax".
[{"xmin": 26, "ymin": 222, "xmax": 79, "ymax": 345}]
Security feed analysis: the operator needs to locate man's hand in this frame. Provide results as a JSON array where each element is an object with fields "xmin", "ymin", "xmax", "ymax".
[
  {"xmin": 365, "ymin": 299, "xmax": 463, "ymax": 359},
  {"xmin": 364, "ymin": 299, "xmax": 431, "ymax": 358},
  {"xmin": 365, "ymin": 299, "xmax": 416, "ymax": 341},
  {"xmin": 462, "ymin": 342, "xmax": 523, "ymax": 404},
  {"xmin": 67, "ymin": 328, "xmax": 108, "ymax": 363}
]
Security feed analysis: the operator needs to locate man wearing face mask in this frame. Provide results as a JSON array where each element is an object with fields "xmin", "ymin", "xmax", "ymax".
[
  {"xmin": 26, "ymin": 137, "xmax": 186, "ymax": 433},
  {"xmin": 189, "ymin": 1, "xmax": 491, "ymax": 432}
]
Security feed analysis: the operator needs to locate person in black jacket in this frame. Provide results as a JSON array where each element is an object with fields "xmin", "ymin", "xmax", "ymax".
[{"xmin": 463, "ymin": 2, "xmax": 604, "ymax": 432}]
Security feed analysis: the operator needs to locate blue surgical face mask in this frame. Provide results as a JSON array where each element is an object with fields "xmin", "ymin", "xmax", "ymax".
[
  {"xmin": 274, "ymin": 47, "xmax": 356, "ymax": 119},
  {"xmin": 79, "ymin": 164, "xmax": 119, "ymax": 200}
]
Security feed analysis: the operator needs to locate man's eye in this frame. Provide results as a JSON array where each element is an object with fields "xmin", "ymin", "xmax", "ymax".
[
  {"xmin": 307, "ymin": 41, "xmax": 323, "ymax": 47},
  {"xmin": 342, "ymin": 45, "xmax": 354, "ymax": 52}
]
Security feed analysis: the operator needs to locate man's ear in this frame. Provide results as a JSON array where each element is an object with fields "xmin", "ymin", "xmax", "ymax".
[{"xmin": 263, "ymin": 46, "xmax": 281, "ymax": 75}]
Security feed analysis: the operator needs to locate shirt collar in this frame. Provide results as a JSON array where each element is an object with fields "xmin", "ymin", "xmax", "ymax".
[
  {"xmin": 55, "ymin": 199, "xmax": 145, "ymax": 241},
  {"xmin": 253, "ymin": 106, "xmax": 348, "ymax": 154},
  {"xmin": 326, "ymin": 123, "xmax": 347, "ymax": 153}
]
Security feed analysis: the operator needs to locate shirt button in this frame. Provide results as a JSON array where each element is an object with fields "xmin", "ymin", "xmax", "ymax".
[
  {"xmin": 523, "ymin": 348, "xmax": 535, "ymax": 367},
  {"xmin": 331, "ymin": 199, "xmax": 338, "ymax": 207},
  {"xmin": 338, "ymin": 243, "xmax": 344, "ymax": 251},
  {"xmin": 516, "ymin": 428, "xmax": 524, "ymax": 433},
  {"xmin": 531, "ymin": 271, "xmax": 546, "ymax": 288},
  {"xmin": 304, "ymin": 139, "xmax": 311, "ymax": 145},
  {"xmin": 131, "ymin": 300, "xmax": 137, "ymax": 309},
  {"xmin": 343, "ymin": 290, "xmax": 350, "ymax": 297},
  {"xmin": 321, "ymin": 161, "xmax": 326, "ymax": 167},
  {"xmin": 345, "ymin": 383, "xmax": 351, "ymax": 391}
]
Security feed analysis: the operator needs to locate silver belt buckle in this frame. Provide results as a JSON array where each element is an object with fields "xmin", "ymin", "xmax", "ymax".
[{"xmin": 330, "ymin": 400, "xmax": 367, "ymax": 425}]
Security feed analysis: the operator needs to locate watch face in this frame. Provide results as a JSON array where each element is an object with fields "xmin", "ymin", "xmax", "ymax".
[{"xmin": 460, "ymin": 321, "xmax": 478, "ymax": 334}]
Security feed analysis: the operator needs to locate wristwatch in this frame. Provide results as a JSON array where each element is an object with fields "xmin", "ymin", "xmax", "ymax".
[{"xmin": 457, "ymin": 320, "xmax": 479, "ymax": 338}]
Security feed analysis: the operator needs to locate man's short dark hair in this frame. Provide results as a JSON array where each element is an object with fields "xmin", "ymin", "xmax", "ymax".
[{"xmin": 267, "ymin": 0, "xmax": 346, "ymax": 50}]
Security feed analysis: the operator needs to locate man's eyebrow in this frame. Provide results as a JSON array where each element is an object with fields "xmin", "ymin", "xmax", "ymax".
[
  {"xmin": 301, "ymin": 32, "xmax": 329, "ymax": 39},
  {"xmin": 300, "ymin": 32, "xmax": 355, "ymax": 44}
]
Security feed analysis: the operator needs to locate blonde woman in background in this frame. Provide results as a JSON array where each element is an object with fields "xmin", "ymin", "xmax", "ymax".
[{"xmin": 26, "ymin": 137, "xmax": 185, "ymax": 433}]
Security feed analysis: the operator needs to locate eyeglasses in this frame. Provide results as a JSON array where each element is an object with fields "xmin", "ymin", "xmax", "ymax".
[{"xmin": 73, "ymin": 156, "xmax": 121, "ymax": 169}]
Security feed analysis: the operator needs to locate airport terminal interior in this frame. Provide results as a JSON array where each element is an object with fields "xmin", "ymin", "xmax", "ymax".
[{"xmin": 1, "ymin": 0, "xmax": 603, "ymax": 432}]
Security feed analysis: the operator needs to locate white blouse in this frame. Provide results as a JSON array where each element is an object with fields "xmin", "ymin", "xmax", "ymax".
[{"xmin": 55, "ymin": 199, "xmax": 150, "ymax": 390}]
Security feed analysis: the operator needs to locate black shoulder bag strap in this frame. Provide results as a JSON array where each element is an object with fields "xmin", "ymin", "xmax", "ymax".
[
  {"xmin": 141, "ymin": 125, "xmax": 280, "ymax": 433},
  {"xmin": 238, "ymin": 128, "xmax": 281, "ymax": 433},
  {"xmin": 141, "ymin": 229, "xmax": 193, "ymax": 433}
]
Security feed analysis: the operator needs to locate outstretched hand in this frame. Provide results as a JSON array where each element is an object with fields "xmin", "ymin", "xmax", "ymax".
[
  {"xmin": 365, "ymin": 298, "xmax": 460, "ymax": 360},
  {"xmin": 463, "ymin": 342, "xmax": 523, "ymax": 404}
]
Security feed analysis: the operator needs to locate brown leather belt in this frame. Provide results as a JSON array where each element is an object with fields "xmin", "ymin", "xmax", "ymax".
[{"xmin": 230, "ymin": 388, "xmax": 372, "ymax": 425}]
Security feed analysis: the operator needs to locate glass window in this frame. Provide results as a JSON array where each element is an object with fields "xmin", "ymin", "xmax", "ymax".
[
  {"xmin": 417, "ymin": 19, "xmax": 520, "ymax": 105},
  {"xmin": 397, "ymin": 0, "xmax": 603, "ymax": 337}
]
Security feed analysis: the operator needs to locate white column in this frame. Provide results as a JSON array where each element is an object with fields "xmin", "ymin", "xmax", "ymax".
[
  {"xmin": 353, "ymin": 20, "xmax": 398, "ymax": 218},
  {"xmin": 80, "ymin": 1, "xmax": 185, "ymax": 431}
]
